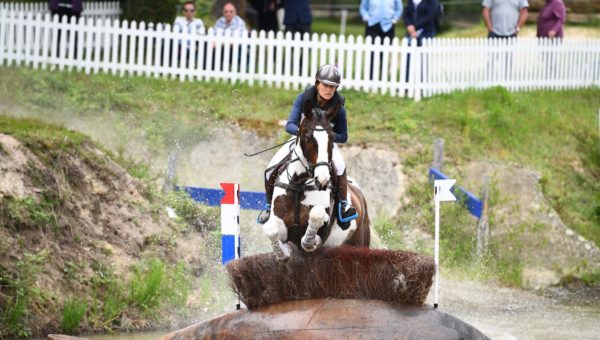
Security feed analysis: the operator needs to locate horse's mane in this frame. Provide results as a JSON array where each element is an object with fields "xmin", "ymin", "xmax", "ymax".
[{"xmin": 226, "ymin": 247, "xmax": 434, "ymax": 309}]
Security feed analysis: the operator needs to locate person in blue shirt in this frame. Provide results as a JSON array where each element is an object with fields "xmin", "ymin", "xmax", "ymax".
[
  {"xmin": 360, "ymin": 0, "xmax": 403, "ymax": 79},
  {"xmin": 257, "ymin": 64, "xmax": 358, "ymax": 228},
  {"xmin": 360, "ymin": 0, "xmax": 403, "ymax": 42}
]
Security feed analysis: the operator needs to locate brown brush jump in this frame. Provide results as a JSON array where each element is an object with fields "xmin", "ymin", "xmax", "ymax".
[{"xmin": 226, "ymin": 246, "xmax": 435, "ymax": 308}]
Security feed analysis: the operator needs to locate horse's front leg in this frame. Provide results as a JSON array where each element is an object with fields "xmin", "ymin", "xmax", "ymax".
[
  {"xmin": 262, "ymin": 215, "xmax": 292, "ymax": 261},
  {"xmin": 301, "ymin": 206, "xmax": 327, "ymax": 252}
]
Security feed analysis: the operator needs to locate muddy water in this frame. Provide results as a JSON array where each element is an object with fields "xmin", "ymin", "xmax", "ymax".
[{"xmin": 430, "ymin": 279, "xmax": 600, "ymax": 339}]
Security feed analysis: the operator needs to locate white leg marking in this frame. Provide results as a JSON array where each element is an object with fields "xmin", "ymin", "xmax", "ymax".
[{"xmin": 301, "ymin": 206, "xmax": 327, "ymax": 252}]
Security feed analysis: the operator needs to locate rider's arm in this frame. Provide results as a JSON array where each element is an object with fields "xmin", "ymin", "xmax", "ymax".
[
  {"xmin": 332, "ymin": 106, "xmax": 348, "ymax": 144},
  {"xmin": 285, "ymin": 93, "xmax": 304, "ymax": 136}
]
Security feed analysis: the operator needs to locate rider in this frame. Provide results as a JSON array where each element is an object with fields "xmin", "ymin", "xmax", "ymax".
[{"xmin": 257, "ymin": 64, "xmax": 358, "ymax": 228}]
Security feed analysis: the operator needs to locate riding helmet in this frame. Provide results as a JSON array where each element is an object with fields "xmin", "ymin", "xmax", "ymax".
[{"xmin": 315, "ymin": 64, "xmax": 341, "ymax": 87}]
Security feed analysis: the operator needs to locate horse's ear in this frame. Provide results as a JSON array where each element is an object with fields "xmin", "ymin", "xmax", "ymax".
[
  {"xmin": 303, "ymin": 100, "xmax": 312, "ymax": 118},
  {"xmin": 326, "ymin": 100, "xmax": 342, "ymax": 121}
]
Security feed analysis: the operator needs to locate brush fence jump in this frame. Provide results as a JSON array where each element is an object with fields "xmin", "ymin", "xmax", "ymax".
[{"xmin": 1, "ymin": 10, "xmax": 599, "ymax": 101}]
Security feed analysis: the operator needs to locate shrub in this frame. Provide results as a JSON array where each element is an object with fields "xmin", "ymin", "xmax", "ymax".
[{"xmin": 61, "ymin": 297, "xmax": 87, "ymax": 334}]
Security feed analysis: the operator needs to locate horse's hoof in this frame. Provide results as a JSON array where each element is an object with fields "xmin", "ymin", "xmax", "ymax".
[
  {"xmin": 274, "ymin": 241, "xmax": 292, "ymax": 262},
  {"xmin": 301, "ymin": 235, "xmax": 321, "ymax": 252}
]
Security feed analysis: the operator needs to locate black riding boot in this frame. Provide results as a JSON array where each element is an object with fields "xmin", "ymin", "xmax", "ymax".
[
  {"xmin": 257, "ymin": 173, "xmax": 277, "ymax": 224},
  {"xmin": 337, "ymin": 171, "xmax": 358, "ymax": 230}
]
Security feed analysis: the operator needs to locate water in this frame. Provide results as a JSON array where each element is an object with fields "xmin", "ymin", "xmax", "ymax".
[{"xmin": 431, "ymin": 279, "xmax": 600, "ymax": 339}]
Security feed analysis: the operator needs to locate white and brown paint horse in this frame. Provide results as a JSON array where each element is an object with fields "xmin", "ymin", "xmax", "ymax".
[{"xmin": 262, "ymin": 104, "xmax": 370, "ymax": 262}]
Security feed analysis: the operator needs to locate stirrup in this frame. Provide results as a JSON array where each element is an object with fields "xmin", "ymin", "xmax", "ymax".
[
  {"xmin": 338, "ymin": 200, "xmax": 358, "ymax": 223},
  {"xmin": 257, "ymin": 204, "xmax": 271, "ymax": 224}
]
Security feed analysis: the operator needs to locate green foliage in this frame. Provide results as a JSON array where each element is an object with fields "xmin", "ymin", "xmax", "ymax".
[
  {"xmin": 88, "ymin": 261, "xmax": 127, "ymax": 329},
  {"xmin": 373, "ymin": 215, "xmax": 404, "ymax": 249},
  {"xmin": 0, "ymin": 251, "xmax": 48, "ymax": 338},
  {"xmin": 580, "ymin": 270, "xmax": 600, "ymax": 286},
  {"xmin": 0, "ymin": 194, "xmax": 59, "ymax": 231},
  {"xmin": 61, "ymin": 297, "xmax": 87, "ymax": 335},
  {"xmin": 130, "ymin": 259, "xmax": 165, "ymax": 311},
  {"xmin": 129, "ymin": 258, "xmax": 191, "ymax": 313},
  {"xmin": 121, "ymin": 0, "xmax": 179, "ymax": 25},
  {"xmin": 166, "ymin": 190, "xmax": 219, "ymax": 233}
]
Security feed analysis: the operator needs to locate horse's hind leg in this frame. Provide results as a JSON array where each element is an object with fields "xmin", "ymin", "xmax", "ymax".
[
  {"xmin": 263, "ymin": 216, "xmax": 292, "ymax": 261},
  {"xmin": 301, "ymin": 206, "xmax": 327, "ymax": 252}
]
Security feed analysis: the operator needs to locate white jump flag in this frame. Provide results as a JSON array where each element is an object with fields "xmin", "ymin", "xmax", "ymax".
[{"xmin": 433, "ymin": 179, "xmax": 457, "ymax": 309}]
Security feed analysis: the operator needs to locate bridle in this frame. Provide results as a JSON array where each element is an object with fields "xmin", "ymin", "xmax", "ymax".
[{"xmin": 275, "ymin": 122, "xmax": 334, "ymax": 228}]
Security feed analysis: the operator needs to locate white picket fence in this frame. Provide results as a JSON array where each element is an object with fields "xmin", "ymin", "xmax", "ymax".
[
  {"xmin": 1, "ymin": 10, "xmax": 599, "ymax": 101},
  {"xmin": 0, "ymin": 1, "xmax": 121, "ymax": 20}
]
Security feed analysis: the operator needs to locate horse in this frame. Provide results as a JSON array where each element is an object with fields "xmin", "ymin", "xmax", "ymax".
[{"xmin": 261, "ymin": 103, "xmax": 370, "ymax": 262}]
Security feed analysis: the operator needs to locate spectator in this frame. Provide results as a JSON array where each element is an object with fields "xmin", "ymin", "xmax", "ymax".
[
  {"xmin": 537, "ymin": 0, "xmax": 566, "ymax": 38},
  {"xmin": 49, "ymin": 0, "xmax": 82, "ymax": 57},
  {"xmin": 282, "ymin": 0, "xmax": 312, "ymax": 36},
  {"xmin": 360, "ymin": 0, "xmax": 403, "ymax": 43},
  {"xmin": 214, "ymin": 2, "xmax": 247, "ymax": 34},
  {"xmin": 482, "ymin": 0, "xmax": 529, "ymax": 38},
  {"xmin": 403, "ymin": 0, "xmax": 439, "ymax": 44},
  {"xmin": 360, "ymin": 0, "xmax": 403, "ymax": 79},
  {"xmin": 48, "ymin": 0, "xmax": 82, "ymax": 21},
  {"xmin": 173, "ymin": 1, "xmax": 205, "ymax": 67},
  {"xmin": 250, "ymin": 0, "xmax": 281, "ymax": 33},
  {"xmin": 174, "ymin": 1, "xmax": 205, "ymax": 35}
]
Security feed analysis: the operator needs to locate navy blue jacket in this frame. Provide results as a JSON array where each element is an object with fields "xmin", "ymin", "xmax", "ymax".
[
  {"xmin": 285, "ymin": 87, "xmax": 348, "ymax": 144},
  {"xmin": 283, "ymin": 0, "xmax": 313, "ymax": 25},
  {"xmin": 49, "ymin": 0, "xmax": 83, "ymax": 13},
  {"xmin": 403, "ymin": 0, "xmax": 439, "ymax": 37}
]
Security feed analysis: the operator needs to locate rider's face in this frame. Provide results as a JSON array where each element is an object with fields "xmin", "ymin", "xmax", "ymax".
[{"xmin": 316, "ymin": 83, "xmax": 336, "ymax": 101}]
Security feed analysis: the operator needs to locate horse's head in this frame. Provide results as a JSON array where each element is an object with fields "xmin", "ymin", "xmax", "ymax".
[{"xmin": 297, "ymin": 102, "xmax": 339, "ymax": 190}]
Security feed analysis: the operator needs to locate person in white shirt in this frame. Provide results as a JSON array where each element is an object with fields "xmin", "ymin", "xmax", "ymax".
[
  {"xmin": 174, "ymin": 1, "xmax": 205, "ymax": 35},
  {"xmin": 173, "ymin": 1, "xmax": 205, "ymax": 67},
  {"xmin": 213, "ymin": 2, "xmax": 247, "ymax": 34}
]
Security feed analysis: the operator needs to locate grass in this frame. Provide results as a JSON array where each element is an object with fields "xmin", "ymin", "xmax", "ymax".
[
  {"xmin": 129, "ymin": 258, "xmax": 192, "ymax": 313},
  {"xmin": 61, "ymin": 297, "xmax": 87, "ymax": 334},
  {"xmin": 1, "ymin": 52, "xmax": 599, "ymax": 288},
  {"xmin": 1, "ymin": 66, "xmax": 598, "ymax": 249},
  {"xmin": 0, "ymin": 250, "xmax": 48, "ymax": 338}
]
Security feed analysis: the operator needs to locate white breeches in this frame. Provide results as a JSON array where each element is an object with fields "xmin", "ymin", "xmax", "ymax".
[{"xmin": 265, "ymin": 138, "xmax": 345, "ymax": 179}]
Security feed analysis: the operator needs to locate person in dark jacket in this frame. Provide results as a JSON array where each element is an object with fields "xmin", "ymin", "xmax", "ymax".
[
  {"xmin": 257, "ymin": 64, "xmax": 358, "ymax": 227},
  {"xmin": 403, "ymin": 0, "xmax": 439, "ymax": 45},
  {"xmin": 282, "ymin": 0, "xmax": 312, "ymax": 36},
  {"xmin": 48, "ymin": 0, "xmax": 82, "ymax": 21},
  {"xmin": 250, "ymin": 0, "xmax": 281, "ymax": 33}
]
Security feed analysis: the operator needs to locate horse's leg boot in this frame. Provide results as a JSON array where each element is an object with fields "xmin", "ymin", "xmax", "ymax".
[
  {"xmin": 257, "ymin": 172, "xmax": 277, "ymax": 224},
  {"xmin": 337, "ymin": 171, "xmax": 358, "ymax": 230}
]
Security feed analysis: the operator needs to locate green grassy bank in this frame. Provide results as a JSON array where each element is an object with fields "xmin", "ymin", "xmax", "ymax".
[{"xmin": 1, "ymin": 66, "xmax": 599, "ymax": 282}]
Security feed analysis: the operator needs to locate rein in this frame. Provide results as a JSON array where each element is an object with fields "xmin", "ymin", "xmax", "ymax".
[{"xmin": 275, "ymin": 125, "xmax": 333, "ymax": 228}]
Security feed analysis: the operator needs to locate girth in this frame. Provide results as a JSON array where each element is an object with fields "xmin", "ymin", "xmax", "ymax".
[{"xmin": 275, "ymin": 180, "xmax": 320, "ymax": 228}]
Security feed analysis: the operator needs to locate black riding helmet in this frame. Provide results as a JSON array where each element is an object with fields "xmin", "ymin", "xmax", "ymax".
[{"xmin": 315, "ymin": 64, "xmax": 341, "ymax": 87}]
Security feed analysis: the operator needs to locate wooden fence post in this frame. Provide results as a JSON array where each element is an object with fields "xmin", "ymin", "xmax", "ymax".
[{"xmin": 476, "ymin": 175, "xmax": 490, "ymax": 256}]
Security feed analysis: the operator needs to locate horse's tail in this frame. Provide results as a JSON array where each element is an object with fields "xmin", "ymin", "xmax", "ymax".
[{"xmin": 348, "ymin": 182, "xmax": 370, "ymax": 247}]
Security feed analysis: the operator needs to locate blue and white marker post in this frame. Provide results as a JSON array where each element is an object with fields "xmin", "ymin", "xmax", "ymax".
[
  {"xmin": 220, "ymin": 183, "xmax": 241, "ymax": 309},
  {"xmin": 433, "ymin": 179, "xmax": 457, "ymax": 309}
]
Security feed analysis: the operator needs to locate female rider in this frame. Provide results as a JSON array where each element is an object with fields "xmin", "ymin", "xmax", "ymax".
[{"xmin": 257, "ymin": 64, "xmax": 358, "ymax": 228}]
